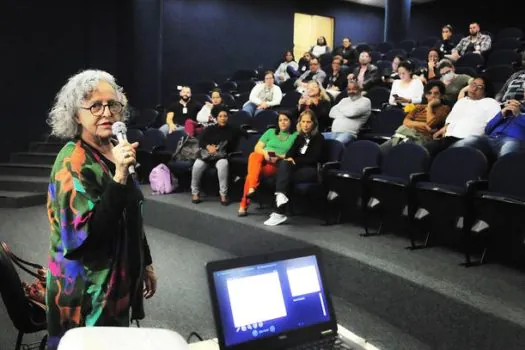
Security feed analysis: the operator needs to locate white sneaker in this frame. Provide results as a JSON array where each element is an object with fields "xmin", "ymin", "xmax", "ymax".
[
  {"xmin": 275, "ymin": 192, "xmax": 289, "ymax": 208},
  {"xmin": 327, "ymin": 191, "xmax": 339, "ymax": 201},
  {"xmin": 264, "ymin": 212, "xmax": 288, "ymax": 226}
]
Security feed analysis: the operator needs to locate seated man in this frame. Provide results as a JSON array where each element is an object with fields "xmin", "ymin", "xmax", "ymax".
[
  {"xmin": 159, "ymin": 86, "xmax": 198, "ymax": 135},
  {"xmin": 323, "ymin": 80, "xmax": 371, "ymax": 145},
  {"xmin": 294, "ymin": 57, "xmax": 327, "ymax": 94},
  {"xmin": 453, "ymin": 99, "xmax": 525, "ymax": 159},
  {"xmin": 424, "ymin": 76, "xmax": 501, "ymax": 156},
  {"xmin": 445, "ymin": 22, "xmax": 491, "ymax": 62}
]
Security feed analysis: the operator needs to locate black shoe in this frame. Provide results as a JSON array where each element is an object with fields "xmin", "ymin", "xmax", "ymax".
[
  {"xmin": 192, "ymin": 195, "xmax": 201, "ymax": 204},
  {"xmin": 220, "ymin": 196, "xmax": 230, "ymax": 206}
]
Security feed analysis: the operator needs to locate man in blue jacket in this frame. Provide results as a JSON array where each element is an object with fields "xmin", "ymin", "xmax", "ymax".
[{"xmin": 453, "ymin": 98, "xmax": 525, "ymax": 158}]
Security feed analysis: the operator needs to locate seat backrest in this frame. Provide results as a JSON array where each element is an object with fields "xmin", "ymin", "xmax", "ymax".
[
  {"xmin": 228, "ymin": 110, "xmax": 252, "ymax": 129},
  {"xmin": 319, "ymin": 53, "xmax": 333, "ymax": 67},
  {"xmin": 280, "ymin": 91, "xmax": 302, "ymax": 108},
  {"xmin": 487, "ymin": 49, "xmax": 521, "ymax": 67},
  {"xmin": 250, "ymin": 110, "xmax": 278, "ymax": 132},
  {"xmin": 368, "ymin": 107, "xmax": 406, "ymax": 135},
  {"xmin": 410, "ymin": 46, "xmax": 430, "ymax": 61},
  {"xmin": 236, "ymin": 133, "xmax": 261, "ymax": 157},
  {"xmin": 366, "ymin": 86, "xmax": 391, "ymax": 110},
  {"xmin": 381, "ymin": 143, "xmax": 430, "ymax": 180},
  {"xmin": 429, "ymin": 147, "xmax": 488, "ymax": 187},
  {"xmin": 397, "ymin": 39, "xmax": 416, "ymax": 53},
  {"xmin": 341, "ymin": 140, "xmax": 382, "ymax": 174},
  {"xmin": 126, "ymin": 128, "xmax": 144, "ymax": 144},
  {"xmin": 375, "ymin": 60, "xmax": 393, "ymax": 77},
  {"xmin": 220, "ymin": 81, "xmax": 238, "ymax": 94},
  {"xmin": 496, "ymin": 27, "xmax": 524, "ymax": 41},
  {"xmin": 419, "ymin": 36, "xmax": 439, "ymax": 48},
  {"xmin": 355, "ymin": 43, "xmax": 371, "ymax": 54},
  {"xmin": 383, "ymin": 48, "xmax": 407, "ymax": 61},
  {"xmin": 135, "ymin": 109, "xmax": 159, "ymax": 129},
  {"xmin": 140, "ymin": 128, "xmax": 166, "ymax": 151},
  {"xmin": 454, "ymin": 66, "xmax": 478, "ymax": 77},
  {"xmin": 0, "ymin": 242, "xmax": 40, "ymax": 331},
  {"xmin": 321, "ymin": 139, "xmax": 344, "ymax": 164},
  {"xmin": 192, "ymin": 81, "xmax": 218, "ymax": 94},
  {"xmin": 456, "ymin": 53, "xmax": 484, "ymax": 69},
  {"xmin": 491, "ymin": 37, "xmax": 522, "ymax": 52},
  {"xmin": 232, "ymin": 69, "xmax": 258, "ymax": 81},
  {"xmin": 191, "ymin": 93, "xmax": 211, "ymax": 106},
  {"xmin": 221, "ymin": 92, "xmax": 237, "ymax": 109},
  {"xmin": 369, "ymin": 50, "xmax": 382, "ymax": 63},
  {"xmin": 236, "ymin": 80, "xmax": 256, "ymax": 93},
  {"xmin": 484, "ymin": 65, "xmax": 515, "ymax": 85},
  {"xmin": 376, "ymin": 42, "xmax": 393, "ymax": 54},
  {"xmin": 488, "ymin": 151, "xmax": 525, "ymax": 199},
  {"xmin": 165, "ymin": 129, "xmax": 188, "ymax": 153}
]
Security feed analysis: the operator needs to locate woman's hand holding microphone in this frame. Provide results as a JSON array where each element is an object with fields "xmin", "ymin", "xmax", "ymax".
[{"xmin": 112, "ymin": 141, "xmax": 139, "ymax": 184}]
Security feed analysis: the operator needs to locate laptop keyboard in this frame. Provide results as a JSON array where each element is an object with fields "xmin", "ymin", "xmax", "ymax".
[{"xmin": 287, "ymin": 336, "xmax": 355, "ymax": 350}]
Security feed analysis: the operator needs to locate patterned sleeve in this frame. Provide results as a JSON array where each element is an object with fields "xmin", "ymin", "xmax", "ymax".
[
  {"xmin": 50, "ymin": 143, "xmax": 129, "ymax": 259},
  {"xmin": 454, "ymin": 38, "xmax": 468, "ymax": 55},
  {"xmin": 479, "ymin": 34, "xmax": 492, "ymax": 53}
]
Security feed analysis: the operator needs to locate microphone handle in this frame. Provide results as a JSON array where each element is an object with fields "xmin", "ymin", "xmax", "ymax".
[{"xmin": 116, "ymin": 133, "xmax": 136, "ymax": 175}]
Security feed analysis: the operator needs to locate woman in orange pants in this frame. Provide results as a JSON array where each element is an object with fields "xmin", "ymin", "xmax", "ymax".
[{"xmin": 238, "ymin": 112, "xmax": 297, "ymax": 216}]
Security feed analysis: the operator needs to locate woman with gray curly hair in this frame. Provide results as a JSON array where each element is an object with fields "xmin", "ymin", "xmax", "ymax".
[{"xmin": 45, "ymin": 69, "xmax": 157, "ymax": 349}]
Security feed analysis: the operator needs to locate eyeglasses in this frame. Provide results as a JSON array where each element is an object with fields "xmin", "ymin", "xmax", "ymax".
[
  {"xmin": 81, "ymin": 100, "xmax": 124, "ymax": 116},
  {"xmin": 469, "ymin": 82, "xmax": 485, "ymax": 90}
]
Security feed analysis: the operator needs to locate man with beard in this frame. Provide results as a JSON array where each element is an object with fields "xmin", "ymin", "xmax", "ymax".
[
  {"xmin": 160, "ymin": 86, "xmax": 198, "ymax": 135},
  {"xmin": 445, "ymin": 22, "xmax": 491, "ymax": 62},
  {"xmin": 323, "ymin": 80, "xmax": 371, "ymax": 145}
]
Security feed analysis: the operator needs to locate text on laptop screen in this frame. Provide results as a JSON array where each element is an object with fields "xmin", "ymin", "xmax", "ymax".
[{"xmin": 212, "ymin": 255, "xmax": 331, "ymax": 347}]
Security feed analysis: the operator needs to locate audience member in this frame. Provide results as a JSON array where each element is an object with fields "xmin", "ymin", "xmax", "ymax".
[
  {"xmin": 298, "ymin": 80, "xmax": 332, "ymax": 132},
  {"xmin": 242, "ymin": 71, "xmax": 283, "ymax": 117},
  {"xmin": 424, "ymin": 76, "xmax": 500, "ymax": 156},
  {"xmin": 275, "ymin": 50, "xmax": 299, "ymax": 84},
  {"xmin": 453, "ymin": 98, "xmax": 525, "ymax": 159},
  {"xmin": 195, "ymin": 89, "xmax": 225, "ymax": 129},
  {"xmin": 439, "ymin": 24, "xmax": 457, "ymax": 56},
  {"xmin": 324, "ymin": 57, "xmax": 348, "ymax": 98},
  {"xmin": 388, "ymin": 60, "xmax": 424, "ymax": 107},
  {"xmin": 438, "ymin": 59, "xmax": 472, "ymax": 104},
  {"xmin": 294, "ymin": 57, "xmax": 327, "ymax": 92},
  {"xmin": 419, "ymin": 48, "xmax": 442, "ymax": 84},
  {"xmin": 445, "ymin": 22, "xmax": 491, "ymax": 62},
  {"xmin": 380, "ymin": 81, "xmax": 450, "ymax": 153},
  {"xmin": 160, "ymin": 86, "xmax": 198, "ymax": 136},
  {"xmin": 264, "ymin": 110, "xmax": 324, "ymax": 226},
  {"xmin": 310, "ymin": 36, "xmax": 331, "ymax": 58},
  {"xmin": 324, "ymin": 80, "xmax": 371, "ymax": 144},
  {"xmin": 191, "ymin": 107, "xmax": 241, "ymax": 205},
  {"xmin": 238, "ymin": 112, "xmax": 298, "ymax": 217},
  {"xmin": 382, "ymin": 55, "xmax": 402, "ymax": 86},
  {"xmin": 347, "ymin": 50, "xmax": 380, "ymax": 91},
  {"xmin": 495, "ymin": 69, "xmax": 525, "ymax": 103},
  {"xmin": 297, "ymin": 51, "xmax": 312, "ymax": 75},
  {"xmin": 333, "ymin": 37, "xmax": 357, "ymax": 67}
]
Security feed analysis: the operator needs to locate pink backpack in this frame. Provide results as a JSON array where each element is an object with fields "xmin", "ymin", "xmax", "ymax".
[{"xmin": 149, "ymin": 164, "xmax": 177, "ymax": 195}]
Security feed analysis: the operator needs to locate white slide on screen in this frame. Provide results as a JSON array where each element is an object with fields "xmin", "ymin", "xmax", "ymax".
[
  {"xmin": 286, "ymin": 265, "xmax": 321, "ymax": 297},
  {"xmin": 227, "ymin": 271, "xmax": 287, "ymax": 328}
]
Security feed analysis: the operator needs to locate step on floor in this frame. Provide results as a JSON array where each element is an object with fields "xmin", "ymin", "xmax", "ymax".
[{"xmin": 0, "ymin": 191, "xmax": 46, "ymax": 208}]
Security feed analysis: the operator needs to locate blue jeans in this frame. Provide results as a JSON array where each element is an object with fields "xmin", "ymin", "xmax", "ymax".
[
  {"xmin": 322, "ymin": 132, "xmax": 356, "ymax": 145},
  {"xmin": 452, "ymin": 135, "xmax": 525, "ymax": 158},
  {"xmin": 242, "ymin": 102, "xmax": 266, "ymax": 117}
]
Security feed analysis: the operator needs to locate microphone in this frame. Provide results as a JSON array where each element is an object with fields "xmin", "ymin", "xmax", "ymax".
[{"xmin": 111, "ymin": 121, "xmax": 136, "ymax": 175}]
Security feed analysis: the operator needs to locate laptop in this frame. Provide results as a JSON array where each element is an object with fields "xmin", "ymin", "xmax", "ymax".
[{"xmin": 206, "ymin": 246, "xmax": 356, "ymax": 350}]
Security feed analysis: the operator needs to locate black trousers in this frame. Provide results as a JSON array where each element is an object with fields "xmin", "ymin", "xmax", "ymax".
[
  {"xmin": 424, "ymin": 136, "xmax": 460, "ymax": 157},
  {"xmin": 275, "ymin": 161, "xmax": 318, "ymax": 213}
]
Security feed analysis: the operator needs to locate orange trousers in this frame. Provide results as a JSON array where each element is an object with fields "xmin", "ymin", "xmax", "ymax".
[{"xmin": 240, "ymin": 152, "xmax": 278, "ymax": 209}]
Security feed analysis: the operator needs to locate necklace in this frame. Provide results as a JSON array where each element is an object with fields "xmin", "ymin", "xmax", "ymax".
[{"xmin": 278, "ymin": 132, "xmax": 290, "ymax": 142}]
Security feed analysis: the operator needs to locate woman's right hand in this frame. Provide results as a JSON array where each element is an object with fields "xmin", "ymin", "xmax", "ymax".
[
  {"xmin": 207, "ymin": 144, "xmax": 217, "ymax": 154},
  {"xmin": 263, "ymin": 150, "xmax": 270, "ymax": 161},
  {"xmin": 112, "ymin": 141, "xmax": 139, "ymax": 183}
]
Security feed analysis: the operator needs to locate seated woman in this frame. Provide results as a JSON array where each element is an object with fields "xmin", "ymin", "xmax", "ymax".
[
  {"xmin": 380, "ymin": 80, "xmax": 451, "ymax": 154},
  {"xmin": 418, "ymin": 48, "xmax": 442, "ymax": 84},
  {"xmin": 238, "ymin": 112, "xmax": 298, "ymax": 217},
  {"xmin": 381, "ymin": 54, "xmax": 402, "ymax": 87},
  {"xmin": 310, "ymin": 36, "xmax": 331, "ymax": 58},
  {"xmin": 242, "ymin": 71, "xmax": 283, "ymax": 117},
  {"xmin": 388, "ymin": 60, "xmax": 424, "ymax": 107},
  {"xmin": 195, "ymin": 89, "xmax": 225, "ymax": 128},
  {"xmin": 191, "ymin": 107, "xmax": 241, "ymax": 205},
  {"xmin": 275, "ymin": 50, "xmax": 299, "ymax": 85},
  {"xmin": 264, "ymin": 110, "xmax": 324, "ymax": 226},
  {"xmin": 298, "ymin": 80, "xmax": 332, "ymax": 132}
]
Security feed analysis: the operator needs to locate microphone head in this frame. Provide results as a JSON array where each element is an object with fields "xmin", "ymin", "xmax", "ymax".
[{"xmin": 111, "ymin": 121, "xmax": 127, "ymax": 136}]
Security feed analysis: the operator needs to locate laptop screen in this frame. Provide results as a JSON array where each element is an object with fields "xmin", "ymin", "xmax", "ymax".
[{"xmin": 211, "ymin": 254, "xmax": 332, "ymax": 347}]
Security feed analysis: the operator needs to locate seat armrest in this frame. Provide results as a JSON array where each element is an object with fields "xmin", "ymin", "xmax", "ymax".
[
  {"xmin": 409, "ymin": 172, "xmax": 429, "ymax": 186},
  {"xmin": 362, "ymin": 166, "xmax": 381, "ymax": 179},
  {"xmin": 466, "ymin": 179, "xmax": 488, "ymax": 197},
  {"xmin": 228, "ymin": 151, "xmax": 243, "ymax": 159},
  {"xmin": 321, "ymin": 161, "xmax": 341, "ymax": 171}
]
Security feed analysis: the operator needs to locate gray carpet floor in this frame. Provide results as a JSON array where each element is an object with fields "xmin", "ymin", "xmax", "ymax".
[{"xmin": 1, "ymin": 205, "xmax": 429, "ymax": 350}]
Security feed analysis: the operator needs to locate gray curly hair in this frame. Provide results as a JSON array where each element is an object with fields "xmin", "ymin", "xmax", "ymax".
[{"xmin": 47, "ymin": 69, "xmax": 128, "ymax": 139}]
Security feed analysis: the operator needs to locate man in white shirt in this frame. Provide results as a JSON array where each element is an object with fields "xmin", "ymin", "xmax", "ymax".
[
  {"xmin": 424, "ymin": 76, "xmax": 501, "ymax": 156},
  {"xmin": 323, "ymin": 81, "xmax": 371, "ymax": 144}
]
